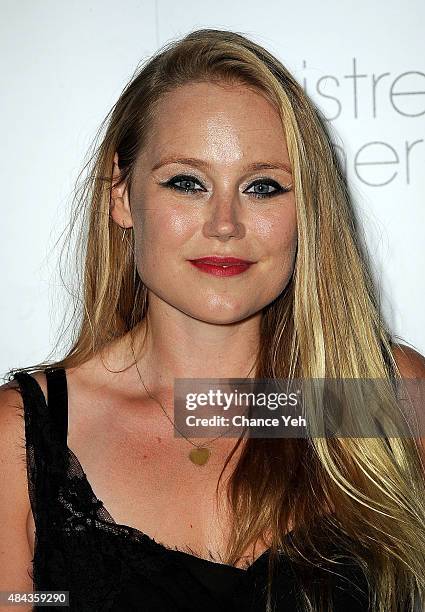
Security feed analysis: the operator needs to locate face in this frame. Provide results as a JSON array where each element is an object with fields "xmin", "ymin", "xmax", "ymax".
[{"xmin": 112, "ymin": 81, "xmax": 297, "ymax": 325}]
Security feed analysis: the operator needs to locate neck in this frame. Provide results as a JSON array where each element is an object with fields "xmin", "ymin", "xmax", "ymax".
[{"xmin": 116, "ymin": 302, "xmax": 261, "ymax": 394}]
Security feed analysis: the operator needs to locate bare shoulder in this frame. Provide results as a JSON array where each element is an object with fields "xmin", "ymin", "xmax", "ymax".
[
  {"xmin": 0, "ymin": 378, "xmax": 26, "ymax": 430},
  {"xmin": 391, "ymin": 343, "xmax": 425, "ymax": 378},
  {"xmin": 0, "ymin": 382, "xmax": 26, "ymax": 506},
  {"xmin": 0, "ymin": 380, "xmax": 34, "ymax": 594},
  {"xmin": 0, "ymin": 369, "xmax": 49, "ymax": 482},
  {"xmin": 0, "ymin": 373, "xmax": 41, "ymax": 477},
  {"xmin": 0, "ymin": 370, "xmax": 48, "ymax": 407}
]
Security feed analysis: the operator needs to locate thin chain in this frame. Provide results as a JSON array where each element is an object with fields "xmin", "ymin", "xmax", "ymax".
[{"xmin": 130, "ymin": 339, "xmax": 234, "ymax": 449}]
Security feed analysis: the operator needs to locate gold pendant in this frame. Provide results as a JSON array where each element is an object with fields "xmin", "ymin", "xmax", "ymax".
[{"xmin": 189, "ymin": 447, "xmax": 211, "ymax": 466}]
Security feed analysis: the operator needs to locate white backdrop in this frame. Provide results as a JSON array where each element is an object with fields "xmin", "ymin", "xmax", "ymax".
[{"xmin": 1, "ymin": 0, "xmax": 424, "ymax": 378}]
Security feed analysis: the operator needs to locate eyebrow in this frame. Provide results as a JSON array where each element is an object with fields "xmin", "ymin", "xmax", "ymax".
[{"xmin": 151, "ymin": 156, "xmax": 292, "ymax": 175}]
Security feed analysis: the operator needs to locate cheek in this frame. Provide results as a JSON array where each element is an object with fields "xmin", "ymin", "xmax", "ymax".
[
  {"xmin": 167, "ymin": 210, "xmax": 197, "ymax": 237},
  {"xmin": 132, "ymin": 207, "xmax": 196, "ymax": 275},
  {"xmin": 251, "ymin": 208, "xmax": 298, "ymax": 261},
  {"xmin": 251, "ymin": 209, "xmax": 298, "ymax": 297}
]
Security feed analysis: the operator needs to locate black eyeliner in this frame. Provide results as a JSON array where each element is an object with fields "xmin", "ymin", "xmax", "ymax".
[{"xmin": 159, "ymin": 174, "xmax": 291, "ymax": 198}]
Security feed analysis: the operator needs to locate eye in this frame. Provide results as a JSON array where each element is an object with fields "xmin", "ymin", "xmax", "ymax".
[
  {"xmin": 160, "ymin": 174, "xmax": 292, "ymax": 199},
  {"xmin": 161, "ymin": 174, "xmax": 206, "ymax": 194},
  {"xmin": 244, "ymin": 178, "xmax": 291, "ymax": 199}
]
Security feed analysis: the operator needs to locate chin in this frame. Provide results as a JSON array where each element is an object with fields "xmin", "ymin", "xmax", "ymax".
[{"xmin": 186, "ymin": 304, "xmax": 257, "ymax": 325}]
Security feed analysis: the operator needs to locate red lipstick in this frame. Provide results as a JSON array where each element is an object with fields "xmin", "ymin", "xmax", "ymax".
[{"xmin": 188, "ymin": 256, "xmax": 255, "ymax": 277}]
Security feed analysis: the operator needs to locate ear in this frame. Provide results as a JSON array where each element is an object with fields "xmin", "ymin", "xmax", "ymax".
[{"xmin": 110, "ymin": 152, "xmax": 133, "ymax": 229}]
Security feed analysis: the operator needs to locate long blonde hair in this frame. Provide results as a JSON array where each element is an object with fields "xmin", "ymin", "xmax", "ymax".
[{"xmin": 7, "ymin": 28, "xmax": 425, "ymax": 611}]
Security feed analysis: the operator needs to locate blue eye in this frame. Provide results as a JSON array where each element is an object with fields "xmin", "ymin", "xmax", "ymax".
[
  {"xmin": 160, "ymin": 174, "xmax": 291, "ymax": 199},
  {"xmin": 162, "ymin": 174, "xmax": 206, "ymax": 194},
  {"xmin": 245, "ymin": 178, "xmax": 290, "ymax": 199}
]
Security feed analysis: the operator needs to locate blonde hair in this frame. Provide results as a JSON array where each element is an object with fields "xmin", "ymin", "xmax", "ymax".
[{"xmin": 7, "ymin": 28, "xmax": 425, "ymax": 611}]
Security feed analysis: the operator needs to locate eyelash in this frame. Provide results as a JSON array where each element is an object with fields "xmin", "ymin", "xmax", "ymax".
[{"xmin": 160, "ymin": 174, "xmax": 291, "ymax": 199}]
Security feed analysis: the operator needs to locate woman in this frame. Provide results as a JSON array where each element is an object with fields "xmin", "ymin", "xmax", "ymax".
[{"xmin": 1, "ymin": 28, "xmax": 424, "ymax": 612}]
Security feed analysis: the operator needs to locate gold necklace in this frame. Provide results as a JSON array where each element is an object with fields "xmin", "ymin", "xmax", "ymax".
[{"xmin": 130, "ymin": 341, "xmax": 240, "ymax": 466}]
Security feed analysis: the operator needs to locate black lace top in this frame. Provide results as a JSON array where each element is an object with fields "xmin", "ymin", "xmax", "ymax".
[{"xmin": 12, "ymin": 367, "xmax": 370, "ymax": 611}]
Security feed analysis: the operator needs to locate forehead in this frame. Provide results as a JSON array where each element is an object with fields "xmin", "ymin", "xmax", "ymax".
[{"xmin": 140, "ymin": 81, "xmax": 289, "ymax": 166}]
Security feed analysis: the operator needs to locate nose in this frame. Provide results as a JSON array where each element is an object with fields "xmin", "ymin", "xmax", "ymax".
[{"xmin": 202, "ymin": 193, "xmax": 245, "ymax": 241}]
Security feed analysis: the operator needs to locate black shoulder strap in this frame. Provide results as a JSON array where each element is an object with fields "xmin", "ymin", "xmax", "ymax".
[
  {"xmin": 37, "ymin": 366, "xmax": 69, "ymax": 478},
  {"xmin": 12, "ymin": 367, "xmax": 70, "ymax": 515},
  {"xmin": 45, "ymin": 367, "xmax": 69, "ymax": 448}
]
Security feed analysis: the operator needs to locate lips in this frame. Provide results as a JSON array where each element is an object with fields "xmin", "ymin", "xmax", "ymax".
[
  {"xmin": 188, "ymin": 256, "xmax": 255, "ymax": 277},
  {"xmin": 189, "ymin": 256, "xmax": 254, "ymax": 265}
]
